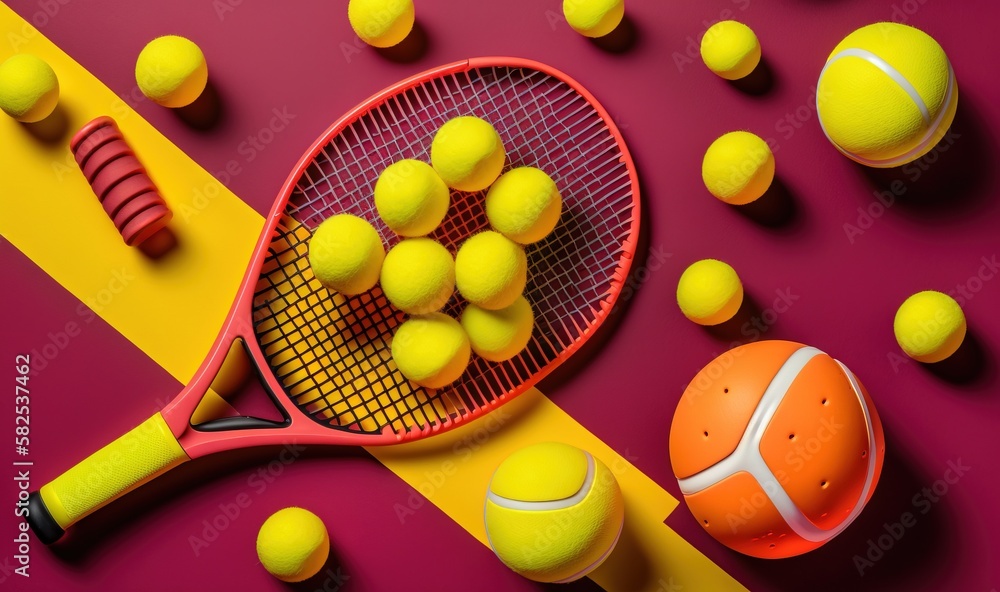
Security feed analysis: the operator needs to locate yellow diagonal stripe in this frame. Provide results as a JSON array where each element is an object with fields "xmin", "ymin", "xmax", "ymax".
[
  {"xmin": 0, "ymin": 12, "xmax": 261, "ymax": 382},
  {"xmin": 0, "ymin": 6, "xmax": 744, "ymax": 590}
]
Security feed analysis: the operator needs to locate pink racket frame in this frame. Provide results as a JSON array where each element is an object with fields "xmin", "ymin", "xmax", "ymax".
[{"xmin": 160, "ymin": 57, "xmax": 641, "ymax": 460}]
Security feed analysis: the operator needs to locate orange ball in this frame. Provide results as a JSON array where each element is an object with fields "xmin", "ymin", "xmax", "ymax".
[{"xmin": 669, "ymin": 340, "xmax": 885, "ymax": 559}]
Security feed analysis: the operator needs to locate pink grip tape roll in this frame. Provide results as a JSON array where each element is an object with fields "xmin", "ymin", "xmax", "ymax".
[{"xmin": 70, "ymin": 116, "xmax": 173, "ymax": 246}]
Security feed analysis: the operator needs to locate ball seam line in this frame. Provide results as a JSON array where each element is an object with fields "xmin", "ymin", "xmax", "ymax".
[
  {"xmin": 876, "ymin": 62, "xmax": 956, "ymax": 167},
  {"xmin": 550, "ymin": 516, "xmax": 624, "ymax": 583},
  {"xmin": 817, "ymin": 51, "xmax": 956, "ymax": 167},
  {"xmin": 825, "ymin": 48, "xmax": 931, "ymax": 124},
  {"xmin": 832, "ymin": 361, "xmax": 880, "ymax": 537},
  {"xmin": 485, "ymin": 453, "xmax": 595, "ymax": 511},
  {"xmin": 678, "ymin": 347, "xmax": 842, "ymax": 543}
]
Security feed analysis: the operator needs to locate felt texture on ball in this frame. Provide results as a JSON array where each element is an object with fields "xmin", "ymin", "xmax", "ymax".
[
  {"xmin": 256, "ymin": 507, "xmax": 330, "ymax": 583},
  {"xmin": 461, "ymin": 296, "xmax": 534, "ymax": 362},
  {"xmin": 0, "ymin": 54, "xmax": 59, "ymax": 122},
  {"xmin": 486, "ymin": 167, "xmax": 562, "ymax": 245},
  {"xmin": 348, "ymin": 0, "xmax": 415, "ymax": 48},
  {"xmin": 135, "ymin": 35, "xmax": 208, "ymax": 108},
  {"xmin": 431, "ymin": 116, "xmax": 506, "ymax": 192},
  {"xmin": 308, "ymin": 214, "xmax": 385, "ymax": 296},
  {"xmin": 391, "ymin": 312, "xmax": 471, "ymax": 389},
  {"xmin": 374, "ymin": 159, "xmax": 450, "ymax": 237},
  {"xmin": 701, "ymin": 20, "xmax": 761, "ymax": 80},
  {"xmin": 702, "ymin": 131, "xmax": 775, "ymax": 205},
  {"xmin": 455, "ymin": 231, "xmax": 527, "ymax": 310},
  {"xmin": 380, "ymin": 238, "xmax": 455, "ymax": 315},
  {"xmin": 484, "ymin": 442, "xmax": 625, "ymax": 583},
  {"xmin": 562, "ymin": 0, "xmax": 625, "ymax": 38},
  {"xmin": 817, "ymin": 23, "xmax": 958, "ymax": 168},
  {"xmin": 893, "ymin": 290, "xmax": 966, "ymax": 363},
  {"xmin": 677, "ymin": 259, "xmax": 743, "ymax": 326}
]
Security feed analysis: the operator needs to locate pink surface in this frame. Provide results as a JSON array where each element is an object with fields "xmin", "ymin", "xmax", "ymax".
[{"xmin": 3, "ymin": 0, "xmax": 1000, "ymax": 591}]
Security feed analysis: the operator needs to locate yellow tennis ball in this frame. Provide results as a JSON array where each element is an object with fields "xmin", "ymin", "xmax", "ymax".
[
  {"xmin": 374, "ymin": 159, "xmax": 450, "ymax": 237},
  {"xmin": 256, "ymin": 507, "xmax": 330, "ymax": 583},
  {"xmin": 461, "ymin": 296, "xmax": 534, "ymax": 363},
  {"xmin": 135, "ymin": 35, "xmax": 208, "ymax": 108},
  {"xmin": 348, "ymin": 0, "xmax": 415, "ymax": 48},
  {"xmin": 486, "ymin": 167, "xmax": 562, "ymax": 245},
  {"xmin": 562, "ymin": 0, "xmax": 625, "ymax": 38},
  {"xmin": 702, "ymin": 131, "xmax": 774, "ymax": 205},
  {"xmin": 455, "ymin": 231, "xmax": 527, "ymax": 311},
  {"xmin": 0, "ymin": 54, "xmax": 59, "ymax": 123},
  {"xmin": 701, "ymin": 20, "xmax": 761, "ymax": 80},
  {"xmin": 380, "ymin": 238, "xmax": 455, "ymax": 315},
  {"xmin": 676, "ymin": 259, "xmax": 743, "ymax": 326},
  {"xmin": 484, "ymin": 442, "xmax": 625, "ymax": 583},
  {"xmin": 431, "ymin": 116, "xmax": 506, "ymax": 192},
  {"xmin": 391, "ymin": 312, "xmax": 471, "ymax": 388},
  {"xmin": 893, "ymin": 290, "xmax": 966, "ymax": 363},
  {"xmin": 308, "ymin": 214, "xmax": 385, "ymax": 296},
  {"xmin": 817, "ymin": 23, "xmax": 958, "ymax": 168}
]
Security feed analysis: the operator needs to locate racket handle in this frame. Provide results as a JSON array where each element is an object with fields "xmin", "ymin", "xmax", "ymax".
[{"xmin": 26, "ymin": 413, "xmax": 188, "ymax": 544}]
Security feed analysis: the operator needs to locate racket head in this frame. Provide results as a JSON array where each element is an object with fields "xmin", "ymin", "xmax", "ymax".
[{"xmin": 226, "ymin": 57, "xmax": 640, "ymax": 446}]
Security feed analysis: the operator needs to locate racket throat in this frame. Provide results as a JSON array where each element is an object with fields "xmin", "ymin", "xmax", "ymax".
[{"xmin": 185, "ymin": 338, "xmax": 292, "ymax": 432}]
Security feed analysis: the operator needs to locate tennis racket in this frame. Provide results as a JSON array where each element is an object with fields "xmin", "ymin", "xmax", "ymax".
[{"xmin": 27, "ymin": 57, "xmax": 640, "ymax": 544}]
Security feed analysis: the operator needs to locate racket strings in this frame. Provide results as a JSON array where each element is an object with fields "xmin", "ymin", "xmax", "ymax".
[
  {"xmin": 255, "ymin": 221, "xmax": 459, "ymax": 433},
  {"xmin": 254, "ymin": 65, "xmax": 636, "ymax": 435}
]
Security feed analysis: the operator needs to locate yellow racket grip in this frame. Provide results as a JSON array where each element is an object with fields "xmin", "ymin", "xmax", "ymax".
[{"xmin": 27, "ymin": 413, "xmax": 189, "ymax": 544}]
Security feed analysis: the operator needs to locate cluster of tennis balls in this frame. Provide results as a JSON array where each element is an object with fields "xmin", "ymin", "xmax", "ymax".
[
  {"xmin": 308, "ymin": 116, "xmax": 563, "ymax": 389},
  {"xmin": 0, "ymin": 0, "xmax": 621, "ymax": 122},
  {"xmin": 346, "ymin": 0, "xmax": 626, "ymax": 48},
  {"xmin": 673, "ymin": 22, "xmax": 770, "ymax": 331},
  {"xmin": 699, "ymin": 20, "xmax": 958, "ymax": 202},
  {"xmin": 680, "ymin": 22, "xmax": 967, "ymax": 364}
]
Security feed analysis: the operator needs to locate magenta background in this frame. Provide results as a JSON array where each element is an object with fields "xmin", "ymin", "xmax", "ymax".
[{"xmin": 2, "ymin": 0, "xmax": 999, "ymax": 591}]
